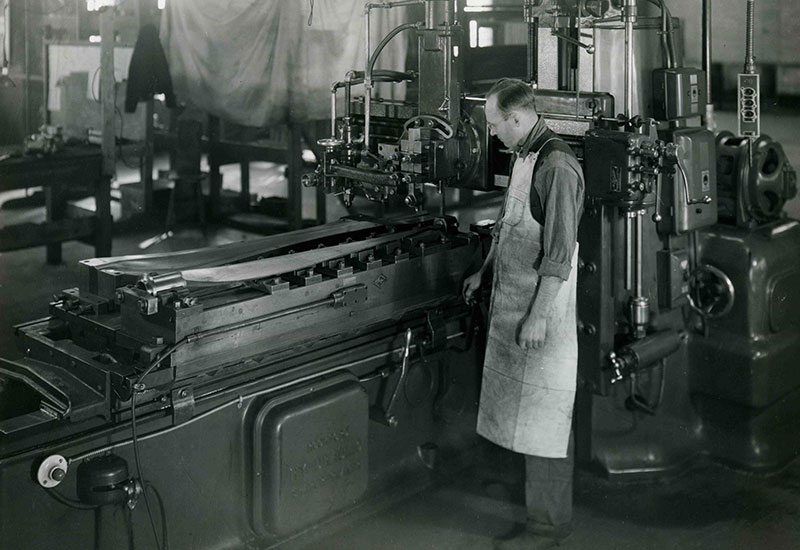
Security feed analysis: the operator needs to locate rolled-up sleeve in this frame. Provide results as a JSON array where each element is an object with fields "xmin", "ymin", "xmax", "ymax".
[{"xmin": 535, "ymin": 163, "xmax": 584, "ymax": 280}]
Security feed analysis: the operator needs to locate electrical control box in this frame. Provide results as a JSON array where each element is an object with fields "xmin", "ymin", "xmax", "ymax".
[
  {"xmin": 737, "ymin": 73, "xmax": 760, "ymax": 138},
  {"xmin": 584, "ymin": 129, "xmax": 659, "ymax": 208},
  {"xmin": 652, "ymin": 68, "xmax": 706, "ymax": 121},
  {"xmin": 657, "ymin": 127, "xmax": 718, "ymax": 235}
]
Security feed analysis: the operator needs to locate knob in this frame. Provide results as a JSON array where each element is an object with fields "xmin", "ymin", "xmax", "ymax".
[{"xmin": 37, "ymin": 455, "xmax": 68, "ymax": 488}]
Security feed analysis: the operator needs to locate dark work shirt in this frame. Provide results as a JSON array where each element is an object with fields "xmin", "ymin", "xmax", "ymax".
[{"xmin": 514, "ymin": 117, "xmax": 584, "ymax": 281}]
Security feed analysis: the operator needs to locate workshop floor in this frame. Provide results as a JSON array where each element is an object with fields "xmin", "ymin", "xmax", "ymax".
[{"xmin": 1, "ymin": 109, "xmax": 799, "ymax": 550}]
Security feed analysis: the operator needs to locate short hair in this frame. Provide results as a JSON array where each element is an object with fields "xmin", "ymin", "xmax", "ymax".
[{"xmin": 486, "ymin": 78, "xmax": 537, "ymax": 117}]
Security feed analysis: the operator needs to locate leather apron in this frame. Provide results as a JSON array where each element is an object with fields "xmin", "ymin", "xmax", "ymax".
[{"xmin": 476, "ymin": 147, "xmax": 579, "ymax": 459}]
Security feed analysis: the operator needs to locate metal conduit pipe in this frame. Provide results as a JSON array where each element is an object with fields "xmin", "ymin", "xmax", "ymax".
[
  {"xmin": 702, "ymin": 0, "xmax": 714, "ymax": 128},
  {"xmin": 364, "ymin": 10, "xmax": 372, "ymax": 153},
  {"xmin": 744, "ymin": 0, "xmax": 756, "ymax": 74}
]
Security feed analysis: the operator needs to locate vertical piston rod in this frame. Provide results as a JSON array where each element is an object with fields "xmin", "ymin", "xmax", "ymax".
[
  {"xmin": 625, "ymin": 212, "xmax": 633, "ymax": 290},
  {"xmin": 623, "ymin": 0, "xmax": 637, "ymax": 119},
  {"xmin": 364, "ymin": 8, "xmax": 372, "ymax": 151},
  {"xmin": 524, "ymin": 0, "xmax": 539, "ymax": 85}
]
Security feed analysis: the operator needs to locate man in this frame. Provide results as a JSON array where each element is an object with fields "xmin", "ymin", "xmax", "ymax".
[{"xmin": 463, "ymin": 78, "xmax": 584, "ymax": 549}]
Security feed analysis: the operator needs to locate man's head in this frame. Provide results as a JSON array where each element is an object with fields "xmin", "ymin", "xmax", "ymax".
[{"xmin": 485, "ymin": 78, "xmax": 540, "ymax": 149}]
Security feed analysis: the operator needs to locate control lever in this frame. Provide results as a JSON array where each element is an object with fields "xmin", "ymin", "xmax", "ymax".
[{"xmin": 373, "ymin": 328, "xmax": 413, "ymax": 428}]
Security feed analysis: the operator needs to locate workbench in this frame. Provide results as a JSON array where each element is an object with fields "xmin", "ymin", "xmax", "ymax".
[{"xmin": 0, "ymin": 145, "xmax": 112, "ymax": 264}]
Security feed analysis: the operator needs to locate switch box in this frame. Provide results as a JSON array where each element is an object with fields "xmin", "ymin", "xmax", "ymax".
[
  {"xmin": 738, "ymin": 73, "xmax": 760, "ymax": 138},
  {"xmin": 657, "ymin": 127, "xmax": 718, "ymax": 235},
  {"xmin": 652, "ymin": 68, "xmax": 706, "ymax": 121}
]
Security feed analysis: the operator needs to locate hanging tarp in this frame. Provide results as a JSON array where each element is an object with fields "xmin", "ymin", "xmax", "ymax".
[{"xmin": 160, "ymin": 0, "xmax": 408, "ymax": 126}]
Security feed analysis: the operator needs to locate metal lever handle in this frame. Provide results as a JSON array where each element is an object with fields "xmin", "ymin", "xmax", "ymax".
[{"xmin": 383, "ymin": 328, "xmax": 413, "ymax": 428}]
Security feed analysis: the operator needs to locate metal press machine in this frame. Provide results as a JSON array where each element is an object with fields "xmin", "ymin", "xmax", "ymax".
[{"xmin": 1, "ymin": 1, "xmax": 798, "ymax": 548}]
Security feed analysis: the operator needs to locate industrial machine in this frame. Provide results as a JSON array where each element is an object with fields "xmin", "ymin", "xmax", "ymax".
[{"xmin": 2, "ymin": 0, "xmax": 799, "ymax": 549}]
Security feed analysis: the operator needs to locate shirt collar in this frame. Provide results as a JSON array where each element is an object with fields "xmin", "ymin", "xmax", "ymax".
[{"xmin": 515, "ymin": 116, "xmax": 550, "ymax": 157}]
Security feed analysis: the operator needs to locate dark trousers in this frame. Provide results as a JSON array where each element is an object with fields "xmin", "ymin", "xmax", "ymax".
[{"xmin": 524, "ymin": 431, "xmax": 574, "ymax": 535}]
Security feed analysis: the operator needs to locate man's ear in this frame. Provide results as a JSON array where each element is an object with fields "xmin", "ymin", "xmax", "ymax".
[{"xmin": 511, "ymin": 113, "xmax": 520, "ymax": 126}]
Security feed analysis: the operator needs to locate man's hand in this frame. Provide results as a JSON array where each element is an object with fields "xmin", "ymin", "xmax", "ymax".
[
  {"xmin": 462, "ymin": 272, "xmax": 482, "ymax": 304},
  {"xmin": 517, "ymin": 314, "xmax": 547, "ymax": 350}
]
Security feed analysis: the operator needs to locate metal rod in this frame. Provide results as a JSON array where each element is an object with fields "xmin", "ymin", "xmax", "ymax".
[
  {"xmin": 364, "ymin": 8, "xmax": 372, "ymax": 152},
  {"xmin": 330, "ymin": 88, "xmax": 337, "ymax": 136},
  {"xmin": 624, "ymin": 0, "xmax": 636, "ymax": 119},
  {"xmin": 367, "ymin": 0, "xmax": 424, "ymax": 9},
  {"xmin": 702, "ymin": 0, "xmax": 712, "ymax": 100},
  {"xmin": 187, "ymin": 299, "xmax": 333, "ymax": 343},
  {"xmin": 625, "ymin": 213, "xmax": 633, "ymax": 290},
  {"xmin": 527, "ymin": 15, "xmax": 539, "ymax": 85},
  {"xmin": 635, "ymin": 211, "xmax": 643, "ymax": 297}
]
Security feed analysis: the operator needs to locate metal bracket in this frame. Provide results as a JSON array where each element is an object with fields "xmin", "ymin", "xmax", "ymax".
[
  {"xmin": 426, "ymin": 309, "xmax": 447, "ymax": 353},
  {"xmin": 171, "ymin": 385, "xmax": 195, "ymax": 425},
  {"xmin": 332, "ymin": 284, "xmax": 368, "ymax": 308}
]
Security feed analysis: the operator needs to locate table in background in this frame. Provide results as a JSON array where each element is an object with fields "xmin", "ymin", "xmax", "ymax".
[{"xmin": 0, "ymin": 145, "xmax": 112, "ymax": 264}]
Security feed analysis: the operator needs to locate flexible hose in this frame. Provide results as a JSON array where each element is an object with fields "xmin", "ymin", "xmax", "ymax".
[{"xmin": 367, "ymin": 22, "xmax": 420, "ymax": 85}]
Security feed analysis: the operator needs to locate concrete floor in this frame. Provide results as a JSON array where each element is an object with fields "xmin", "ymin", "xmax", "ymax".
[{"xmin": 1, "ymin": 109, "xmax": 800, "ymax": 549}]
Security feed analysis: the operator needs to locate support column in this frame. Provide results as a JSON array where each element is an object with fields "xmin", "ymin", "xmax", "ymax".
[
  {"xmin": 208, "ymin": 115, "xmax": 222, "ymax": 220},
  {"xmin": 96, "ymin": 5, "xmax": 115, "ymax": 258},
  {"xmin": 288, "ymin": 124, "xmax": 303, "ymax": 230}
]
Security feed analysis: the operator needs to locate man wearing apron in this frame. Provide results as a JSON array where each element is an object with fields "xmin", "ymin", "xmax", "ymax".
[{"xmin": 463, "ymin": 78, "xmax": 584, "ymax": 549}]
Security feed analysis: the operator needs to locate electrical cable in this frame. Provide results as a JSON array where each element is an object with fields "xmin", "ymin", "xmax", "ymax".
[
  {"xmin": 128, "ymin": 342, "xmax": 184, "ymax": 550},
  {"xmin": 91, "ymin": 66, "xmax": 101, "ymax": 103},
  {"xmin": 42, "ymin": 486, "xmax": 99, "ymax": 510},
  {"xmin": 131, "ymin": 389, "xmax": 163, "ymax": 550},
  {"xmin": 146, "ymin": 482, "xmax": 170, "ymax": 550}
]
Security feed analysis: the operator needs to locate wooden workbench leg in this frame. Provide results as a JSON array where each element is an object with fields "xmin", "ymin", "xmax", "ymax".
[
  {"xmin": 288, "ymin": 124, "xmax": 303, "ymax": 230},
  {"xmin": 316, "ymin": 186, "xmax": 326, "ymax": 225},
  {"xmin": 95, "ymin": 175, "xmax": 113, "ymax": 257},
  {"xmin": 208, "ymin": 115, "xmax": 222, "ymax": 220},
  {"xmin": 142, "ymin": 100, "xmax": 155, "ymax": 213},
  {"xmin": 240, "ymin": 161, "xmax": 250, "ymax": 210},
  {"xmin": 45, "ymin": 185, "xmax": 66, "ymax": 265}
]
